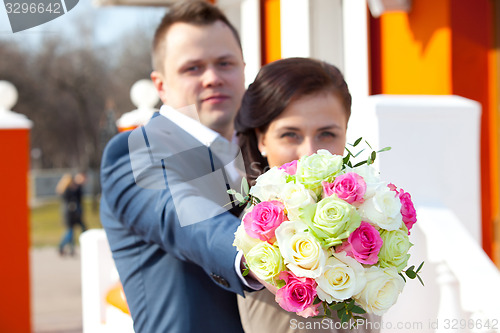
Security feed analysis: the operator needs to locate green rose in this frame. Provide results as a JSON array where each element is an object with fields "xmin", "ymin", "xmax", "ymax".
[
  {"xmin": 378, "ymin": 229, "xmax": 412, "ymax": 272},
  {"xmin": 295, "ymin": 150, "xmax": 343, "ymax": 196},
  {"xmin": 300, "ymin": 195, "xmax": 361, "ymax": 248},
  {"xmin": 245, "ymin": 242, "xmax": 285, "ymax": 285}
]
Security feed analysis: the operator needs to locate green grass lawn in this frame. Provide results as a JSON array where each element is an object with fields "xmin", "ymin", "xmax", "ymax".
[{"xmin": 30, "ymin": 197, "xmax": 102, "ymax": 247}]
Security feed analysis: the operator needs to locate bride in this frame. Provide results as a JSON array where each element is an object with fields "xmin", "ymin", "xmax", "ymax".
[{"xmin": 234, "ymin": 57, "xmax": 380, "ymax": 333}]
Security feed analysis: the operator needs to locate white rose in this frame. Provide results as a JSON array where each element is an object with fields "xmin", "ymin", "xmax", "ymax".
[
  {"xmin": 275, "ymin": 221, "xmax": 327, "ymax": 278},
  {"xmin": 316, "ymin": 252, "xmax": 367, "ymax": 303},
  {"xmin": 354, "ymin": 266, "xmax": 405, "ymax": 316},
  {"xmin": 249, "ymin": 167, "xmax": 288, "ymax": 202},
  {"xmin": 279, "ymin": 183, "xmax": 316, "ymax": 221},
  {"xmin": 233, "ymin": 221, "xmax": 262, "ymax": 255},
  {"xmin": 358, "ymin": 185, "xmax": 402, "ymax": 230},
  {"xmin": 345, "ymin": 164, "xmax": 383, "ymax": 199}
]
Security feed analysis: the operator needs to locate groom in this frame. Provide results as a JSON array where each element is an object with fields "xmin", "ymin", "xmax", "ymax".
[{"xmin": 100, "ymin": 2, "xmax": 260, "ymax": 332}]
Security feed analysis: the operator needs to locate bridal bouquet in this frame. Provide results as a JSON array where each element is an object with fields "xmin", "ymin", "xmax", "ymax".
[{"xmin": 232, "ymin": 139, "xmax": 423, "ymax": 323}]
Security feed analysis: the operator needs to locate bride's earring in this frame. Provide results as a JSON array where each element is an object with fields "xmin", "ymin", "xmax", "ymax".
[{"xmin": 260, "ymin": 151, "xmax": 267, "ymax": 158}]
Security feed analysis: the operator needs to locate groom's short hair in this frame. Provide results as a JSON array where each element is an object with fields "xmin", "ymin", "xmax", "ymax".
[{"xmin": 152, "ymin": 0, "xmax": 242, "ymax": 73}]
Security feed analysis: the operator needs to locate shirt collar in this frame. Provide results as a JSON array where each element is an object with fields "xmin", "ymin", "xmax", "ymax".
[{"xmin": 159, "ymin": 105, "xmax": 221, "ymax": 147}]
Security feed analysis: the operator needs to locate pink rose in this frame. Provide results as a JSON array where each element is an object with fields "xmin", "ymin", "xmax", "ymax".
[
  {"xmin": 322, "ymin": 181, "xmax": 336, "ymax": 198},
  {"xmin": 296, "ymin": 302, "xmax": 322, "ymax": 318},
  {"xmin": 243, "ymin": 200, "xmax": 287, "ymax": 243},
  {"xmin": 338, "ymin": 222, "xmax": 383, "ymax": 265},
  {"xmin": 279, "ymin": 160, "xmax": 298, "ymax": 175},
  {"xmin": 388, "ymin": 184, "xmax": 417, "ymax": 234},
  {"xmin": 276, "ymin": 271, "xmax": 318, "ymax": 315},
  {"xmin": 323, "ymin": 172, "xmax": 366, "ymax": 204}
]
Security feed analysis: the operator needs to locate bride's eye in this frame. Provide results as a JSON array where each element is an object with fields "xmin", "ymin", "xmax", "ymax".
[
  {"xmin": 319, "ymin": 131, "xmax": 336, "ymax": 139},
  {"xmin": 280, "ymin": 132, "xmax": 299, "ymax": 139}
]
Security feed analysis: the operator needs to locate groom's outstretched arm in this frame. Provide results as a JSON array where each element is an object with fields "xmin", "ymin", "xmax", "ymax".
[{"xmin": 101, "ymin": 130, "xmax": 247, "ymax": 295}]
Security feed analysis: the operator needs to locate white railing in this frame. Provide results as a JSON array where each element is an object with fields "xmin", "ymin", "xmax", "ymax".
[
  {"xmin": 80, "ymin": 229, "xmax": 135, "ymax": 333},
  {"xmin": 348, "ymin": 95, "xmax": 500, "ymax": 332}
]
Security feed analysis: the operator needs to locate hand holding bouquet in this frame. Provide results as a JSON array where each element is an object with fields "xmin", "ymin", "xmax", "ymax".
[{"xmin": 232, "ymin": 139, "xmax": 423, "ymax": 324}]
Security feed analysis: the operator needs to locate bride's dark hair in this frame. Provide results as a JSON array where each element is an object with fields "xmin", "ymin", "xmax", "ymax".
[{"xmin": 235, "ymin": 57, "xmax": 352, "ymax": 185}]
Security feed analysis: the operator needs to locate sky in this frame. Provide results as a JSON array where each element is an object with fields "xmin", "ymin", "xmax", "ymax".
[{"xmin": 0, "ymin": 1, "xmax": 166, "ymax": 49}]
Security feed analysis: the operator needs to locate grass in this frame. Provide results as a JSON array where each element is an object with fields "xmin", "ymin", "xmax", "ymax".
[{"xmin": 30, "ymin": 197, "xmax": 102, "ymax": 247}]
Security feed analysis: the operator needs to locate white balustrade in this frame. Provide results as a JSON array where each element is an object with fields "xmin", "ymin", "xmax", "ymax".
[{"xmin": 350, "ymin": 95, "xmax": 500, "ymax": 332}]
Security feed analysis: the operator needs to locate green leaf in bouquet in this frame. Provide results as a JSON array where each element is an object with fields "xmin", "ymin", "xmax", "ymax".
[
  {"xmin": 339, "ymin": 310, "xmax": 349, "ymax": 323},
  {"xmin": 377, "ymin": 146, "xmax": 392, "ymax": 153},
  {"xmin": 235, "ymin": 193, "xmax": 245, "ymax": 203},
  {"xmin": 313, "ymin": 297, "xmax": 322, "ymax": 305},
  {"xmin": 337, "ymin": 309, "xmax": 344, "ymax": 322},
  {"xmin": 351, "ymin": 305, "xmax": 366, "ymax": 314},
  {"xmin": 353, "ymin": 149, "xmax": 366, "ymax": 158},
  {"xmin": 348, "ymin": 161, "xmax": 353, "ymax": 168},
  {"xmin": 370, "ymin": 151, "xmax": 377, "ymax": 162},
  {"xmin": 275, "ymin": 279, "xmax": 286, "ymax": 289},
  {"xmin": 242, "ymin": 262, "xmax": 250, "ymax": 277},
  {"xmin": 238, "ymin": 196, "xmax": 248, "ymax": 207},
  {"xmin": 329, "ymin": 302, "xmax": 345, "ymax": 311},
  {"xmin": 285, "ymin": 174, "xmax": 296, "ymax": 183},
  {"xmin": 241, "ymin": 177, "xmax": 250, "ymax": 196},
  {"xmin": 346, "ymin": 299, "xmax": 355, "ymax": 310},
  {"xmin": 227, "ymin": 189, "xmax": 237, "ymax": 195},
  {"xmin": 353, "ymin": 160, "xmax": 367, "ymax": 168},
  {"xmin": 343, "ymin": 154, "xmax": 350, "ymax": 165},
  {"xmin": 416, "ymin": 261, "xmax": 424, "ymax": 273},
  {"xmin": 353, "ymin": 315, "xmax": 366, "ymax": 322},
  {"xmin": 344, "ymin": 147, "xmax": 354, "ymax": 157},
  {"xmin": 365, "ymin": 140, "xmax": 373, "ymax": 149},
  {"xmin": 353, "ymin": 137, "xmax": 363, "ymax": 147},
  {"xmin": 405, "ymin": 269, "xmax": 417, "ymax": 279},
  {"xmin": 254, "ymin": 197, "xmax": 261, "ymax": 204},
  {"xmin": 325, "ymin": 307, "xmax": 332, "ymax": 317},
  {"xmin": 417, "ymin": 274, "xmax": 425, "ymax": 286},
  {"xmin": 399, "ymin": 272, "xmax": 407, "ymax": 283}
]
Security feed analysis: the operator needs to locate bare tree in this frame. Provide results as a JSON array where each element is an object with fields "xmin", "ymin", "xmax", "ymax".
[{"xmin": 0, "ymin": 19, "xmax": 156, "ymax": 208}]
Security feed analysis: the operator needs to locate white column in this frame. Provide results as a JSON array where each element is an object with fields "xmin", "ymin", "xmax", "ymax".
[
  {"xmin": 342, "ymin": 0, "xmax": 370, "ymax": 146},
  {"xmin": 241, "ymin": 0, "xmax": 261, "ymax": 87},
  {"xmin": 342, "ymin": 0, "xmax": 369, "ymax": 100},
  {"xmin": 310, "ymin": 0, "xmax": 344, "ymax": 71},
  {"xmin": 218, "ymin": 0, "xmax": 261, "ymax": 87},
  {"xmin": 280, "ymin": 0, "xmax": 311, "ymax": 58},
  {"xmin": 280, "ymin": 0, "xmax": 345, "ymax": 67},
  {"xmin": 218, "ymin": 0, "xmax": 242, "ymax": 33}
]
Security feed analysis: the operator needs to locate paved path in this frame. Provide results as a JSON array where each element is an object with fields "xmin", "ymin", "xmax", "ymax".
[{"xmin": 31, "ymin": 247, "xmax": 82, "ymax": 333}]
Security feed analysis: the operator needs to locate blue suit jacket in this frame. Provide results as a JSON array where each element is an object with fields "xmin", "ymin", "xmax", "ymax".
[{"xmin": 100, "ymin": 115, "xmax": 246, "ymax": 333}]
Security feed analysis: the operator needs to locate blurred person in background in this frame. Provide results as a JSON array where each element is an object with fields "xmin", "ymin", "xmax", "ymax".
[{"xmin": 57, "ymin": 172, "xmax": 85, "ymax": 256}]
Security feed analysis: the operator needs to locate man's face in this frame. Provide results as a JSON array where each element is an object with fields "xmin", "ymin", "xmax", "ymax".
[{"xmin": 153, "ymin": 21, "xmax": 245, "ymax": 134}]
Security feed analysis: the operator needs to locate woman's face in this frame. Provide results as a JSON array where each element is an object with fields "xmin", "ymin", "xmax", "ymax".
[{"xmin": 257, "ymin": 92, "xmax": 347, "ymax": 168}]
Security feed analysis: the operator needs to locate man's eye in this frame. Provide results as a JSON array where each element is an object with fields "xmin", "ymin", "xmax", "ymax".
[{"xmin": 184, "ymin": 65, "xmax": 200, "ymax": 72}]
